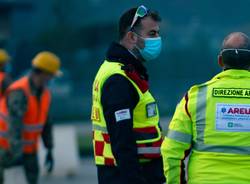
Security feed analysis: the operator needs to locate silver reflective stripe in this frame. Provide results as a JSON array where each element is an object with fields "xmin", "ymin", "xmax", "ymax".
[
  {"xmin": 0, "ymin": 113, "xmax": 9, "ymax": 138},
  {"xmin": 193, "ymin": 85, "xmax": 250, "ymax": 154},
  {"xmin": 23, "ymin": 124, "xmax": 44, "ymax": 132},
  {"xmin": 167, "ymin": 129, "xmax": 192, "ymax": 144},
  {"xmin": 194, "ymin": 144, "xmax": 250, "ymax": 154},
  {"xmin": 22, "ymin": 140, "xmax": 35, "ymax": 145},
  {"xmin": 0, "ymin": 131, "xmax": 8, "ymax": 137},
  {"xmin": 195, "ymin": 86, "xmax": 207, "ymax": 144},
  {"xmin": 0, "ymin": 112, "xmax": 9, "ymax": 122},
  {"xmin": 92, "ymin": 124, "xmax": 108, "ymax": 133},
  {"xmin": 137, "ymin": 147, "xmax": 160, "ymax": 154}
]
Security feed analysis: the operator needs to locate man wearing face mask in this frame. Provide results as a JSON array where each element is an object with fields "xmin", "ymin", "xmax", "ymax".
[
  {"xmin": 0, "ymin": 51, "xmax": 61, "ymax": 184},
  {"xmin": 91, "ymin": 5, "xmax": 165, "ymax": 184}
]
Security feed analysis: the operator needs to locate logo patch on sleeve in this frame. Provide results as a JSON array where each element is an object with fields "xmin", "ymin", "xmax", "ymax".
[
  {"xmin": 115, "ymin": 109, "xmax": 131, "ymax": 122},
  {"xmin": 146, "ymin": 102, "xmax": 157, "ymax": 118}
]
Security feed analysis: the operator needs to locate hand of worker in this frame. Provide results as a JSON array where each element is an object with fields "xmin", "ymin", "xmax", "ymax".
[{"xmin": 44, "ymin": 149, "xmax": 54, "ymax": 173}]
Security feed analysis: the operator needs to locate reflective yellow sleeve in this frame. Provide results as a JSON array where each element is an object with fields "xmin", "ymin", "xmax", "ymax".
[{"xmin": 161, "ymin": 96, "xmax": 193, "ymax": 184}]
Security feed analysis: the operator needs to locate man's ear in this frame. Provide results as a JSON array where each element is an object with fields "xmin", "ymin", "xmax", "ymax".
[
  {"xmin": 126, "ymin": 31, "xmax": 137, "ymax": 44},
  {"xmin": 218, "ymin": 55, "xmax": 224, "ymax": 68}
]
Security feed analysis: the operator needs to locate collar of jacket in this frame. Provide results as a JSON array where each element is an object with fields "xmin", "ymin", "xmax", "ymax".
[
  {"xmin": 212, "ymin": 69, "xmax": 250, "ymax": 80},
  {"xmin": 105, "ymin": 42, "xmax": 148, "ymax": 81},
  {"xmin": 28, "ymin": 75, "xmax": 44, "ymax": 98}
]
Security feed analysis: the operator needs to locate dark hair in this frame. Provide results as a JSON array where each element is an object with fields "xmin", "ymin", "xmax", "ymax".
[
  {"xmin": 118, "ymin": 6, "xmax": 161, "ymax": 40},
  {"xmin": 221, "ymin": 32, "xmax": 250, "ymax": 69},
  {"xmin": 32, "ymin": 67, "xmax": 43, "ymax": 74},
  {"xmin": 32, "ymin": 67, "xmax": 53, "ymax": 75}
]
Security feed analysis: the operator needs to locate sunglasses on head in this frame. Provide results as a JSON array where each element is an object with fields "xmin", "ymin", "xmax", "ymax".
[
  {"xmin": 220, "ymin": 48, "xmax": 250, "ymax": 55},
  {"xmin": 130, "ymin": 5, "xmax": 149, "ymax": 30}
]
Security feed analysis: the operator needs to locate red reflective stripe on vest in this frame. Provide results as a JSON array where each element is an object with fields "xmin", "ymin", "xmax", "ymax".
[
  {"xmin": 95, "ymin": 141, "xmax": 105, "ymax": 156},
  {"xmin": 137, "ymin": 143, "xmax": 146, "ymax": 147},
  {"xmin": 139, "ymin": 153, "xmax": 161, "ymax": 159},
  {"xmin": 104, "ymin": 158, "xmax": 115, "ymax": 166},
  {"xmin": 133, "ymin": 126, "xmax": 159, "ymax": 140},
  {"xmin": 133, "ymin": 126, "xmax": 157, "ymax": 133},
  {"xmin": 151, "ymin": 137, "xmax": 163, "ymax": 147},
  {"xmin": 102, "ymin": 133, "xmax": 110, "ymax": 143},
  {"xmin": 184, "ymin": 93, "xmax": 191, "ymax": 118}
]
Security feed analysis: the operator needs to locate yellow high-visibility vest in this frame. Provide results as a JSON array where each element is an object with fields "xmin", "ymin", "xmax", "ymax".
[
  {"xmin": 91, "ymin": 61, "xmax": 162, "ymax": 166},
  {"xmin": 161, "ymin": 69, "xmax": 250, "ymax": 184}
]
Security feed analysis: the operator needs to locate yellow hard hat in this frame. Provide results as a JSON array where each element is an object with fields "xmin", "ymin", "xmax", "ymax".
[
  {"xmin": 32, "ymin": 51, "xmax": 62, "ymax": 76},
  {"xmin": 0, "ymin": 49, "xmax": 10, "ymax": 64}
]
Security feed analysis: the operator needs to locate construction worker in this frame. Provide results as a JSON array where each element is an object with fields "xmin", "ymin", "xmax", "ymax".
[
  {"xmin": 161, "ymin": 32, "xmax": 250, "ymax": 184},
  {"xmin": 0, "ymin": 51, "xmax": 62, "ymax": 184},
  {"xmin": 0, "ymin": 49, "xmax": 12, "ymax": 99},
  {"xmin": 91, "ymin": 5, "xmax": 165, "ymax": 184}
]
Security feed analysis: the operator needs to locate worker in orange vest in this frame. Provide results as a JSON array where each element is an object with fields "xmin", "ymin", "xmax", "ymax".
[
  {"xmin": 0, "ymin": 49, "xmax": 12, "ymax": 99},
  {"xmin": 0, "ymin": 51, "xmax": 62, "ymax": 184}
]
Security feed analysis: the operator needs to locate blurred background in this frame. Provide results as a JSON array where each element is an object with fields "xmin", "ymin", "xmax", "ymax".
[{"xmin": 1, "ymin": 0, "xmax": 250, "ymax": 183}]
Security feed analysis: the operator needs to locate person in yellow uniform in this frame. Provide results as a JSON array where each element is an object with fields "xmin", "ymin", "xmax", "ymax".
[
  {"xmin": 161, "ymin": 32, "xmax": 250, "ymax": 184},
  {"xmin": 91, "ymin": 5, "xmax": 165, "ymax": 184}
]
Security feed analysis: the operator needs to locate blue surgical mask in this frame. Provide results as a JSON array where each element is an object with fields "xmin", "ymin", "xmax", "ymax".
[{"xmin": 138, "ymin": 37, "xmax": 162, "ymax": 61}]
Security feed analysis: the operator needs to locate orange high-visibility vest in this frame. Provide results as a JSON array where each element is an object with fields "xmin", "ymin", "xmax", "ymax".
[{"xmin": 0, "ymin": 76, "xmax": 51, "ymax": 153}]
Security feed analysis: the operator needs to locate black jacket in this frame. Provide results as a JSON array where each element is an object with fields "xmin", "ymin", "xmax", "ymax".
[{"xmin": 97, "ymin": 42, "xmax": 165, "ymax": 184}]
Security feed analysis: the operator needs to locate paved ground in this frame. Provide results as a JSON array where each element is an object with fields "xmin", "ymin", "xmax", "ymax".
[
  {"xmin": 4, "ymin": 123, "xmax": 98, "ymax": 184},
  {"xmin": 3, "ymin": 118, "xmax": 171, "ymax": 184},
  {"xmin": 5, "ymin": 158, "xmax": 97, "ymax": 184}
]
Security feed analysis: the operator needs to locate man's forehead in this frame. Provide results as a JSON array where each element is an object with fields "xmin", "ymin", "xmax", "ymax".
[{"xmin": 140, "ymin": 16, "xmax": 160, "ymax": 31}]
